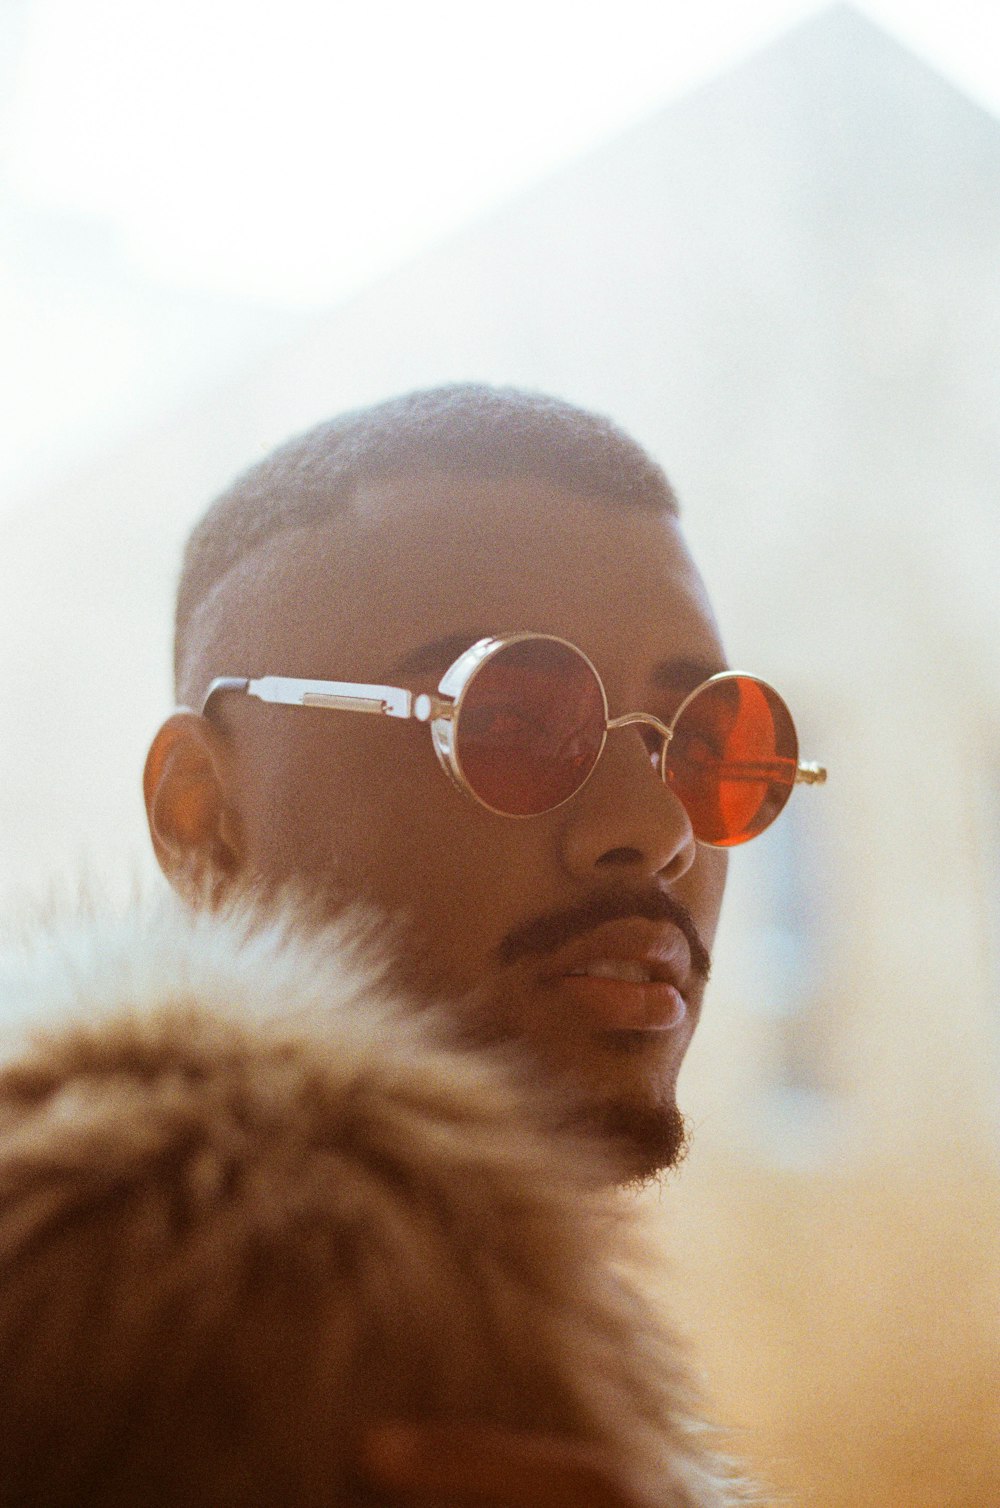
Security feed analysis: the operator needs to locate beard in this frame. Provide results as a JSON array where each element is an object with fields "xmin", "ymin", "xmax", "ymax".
[
  {"xmin": 580, "ymin": 1095, "xmax": 690, "ymax": 1187},
  {"xmin": 445, "ymin": 980, "xmax": 694, "ymax": 1187},
  {"xmin": 230, "ymin": 879, "xmax": 696, "ymax": 1185}
]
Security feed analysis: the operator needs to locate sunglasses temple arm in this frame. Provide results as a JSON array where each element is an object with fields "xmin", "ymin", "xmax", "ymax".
[
  {"xmin": 712, "ymin": 761, "xmax": 827, "ymax": 784},
  {"xmin": 200, "ymin": 676, "xmax": 416, "ymax": 719},
  {"xmin": 677, "ymin": 759, "xmax": 827, "ymax": 786},
  {"xmin": 200, "ymin": 677, "xmax": 250, "ymax": 714},
  {"xmin": 687, "ymin": 758, "xmax": 827, "ymax": 784}
]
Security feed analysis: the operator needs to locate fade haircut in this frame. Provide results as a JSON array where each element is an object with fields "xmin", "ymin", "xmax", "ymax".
[
  {"xmin": 175, "ymin": 384, "xmax": 678, "ymax": 693},
  {"xmin": 0, "ymin": 897, "xmax": 743, "ymax": 1507}
]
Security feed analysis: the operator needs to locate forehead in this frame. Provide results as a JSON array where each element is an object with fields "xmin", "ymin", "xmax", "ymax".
[{"xmin": 221, "ymin": 473, "xmax": 723, "ymax": 682}]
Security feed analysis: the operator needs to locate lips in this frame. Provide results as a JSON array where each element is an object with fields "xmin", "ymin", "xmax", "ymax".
[{"xmin": 537, "ymin": 918, "xmax": 693, "ymax": 1032}]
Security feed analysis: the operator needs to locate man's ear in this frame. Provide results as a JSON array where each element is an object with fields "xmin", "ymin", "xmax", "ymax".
[{"xmin": 143, "ymin": 713, "xmax": 244, "ymax": 896}]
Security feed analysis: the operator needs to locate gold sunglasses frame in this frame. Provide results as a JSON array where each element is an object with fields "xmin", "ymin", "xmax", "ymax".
[{"xmin": 200, "ymin": 631, "xmax": 826, "ymax": 839}]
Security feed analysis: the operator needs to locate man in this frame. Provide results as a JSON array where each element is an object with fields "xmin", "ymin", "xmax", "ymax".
[{"xmin": 142, "ymin": 382, "xmax": 819, "ymax": 1503}]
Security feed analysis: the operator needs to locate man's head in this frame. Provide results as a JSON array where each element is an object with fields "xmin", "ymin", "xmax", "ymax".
[{"xmin": 145, "ymin": 385, "xmax": 731, "ymax": 1180}]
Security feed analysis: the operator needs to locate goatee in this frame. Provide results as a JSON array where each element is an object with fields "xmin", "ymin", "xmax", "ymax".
[{"xmin": 581, "ymin": 1097, "xmax": 691, "ymax": 1187}]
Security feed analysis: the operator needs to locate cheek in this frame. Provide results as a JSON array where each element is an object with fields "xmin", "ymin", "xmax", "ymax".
[
  {"xmin": 367, "ymin": 785, "xmax": 545, "ymax": 946},
  {"xmin": 351, "ymin": 803, "xmax": 550, "ymax": 1000},
  {"xmin": 236, "ymin": 717, "xmax": 548, "ymax": 981},
  {"xmin": 676, "ymin": 848, "xmax": 728, "ymax": 946},
  {"xmin": 231, "ymin": 715, "xmax": 398, "ymax": 884}
]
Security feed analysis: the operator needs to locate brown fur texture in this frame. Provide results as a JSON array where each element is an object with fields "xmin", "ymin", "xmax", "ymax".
[{"xmin": 0, "ymin": 896, "xmax": 751, "ymax": 1507}]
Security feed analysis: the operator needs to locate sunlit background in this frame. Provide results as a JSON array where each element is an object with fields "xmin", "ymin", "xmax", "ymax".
[
  {"xmin": 2, "ymin": 3, "xmax": 999, "ymax": 1503},
  {"xmin": 4, "ymin": 0, "xmax": 1000, "ymax": 499}
]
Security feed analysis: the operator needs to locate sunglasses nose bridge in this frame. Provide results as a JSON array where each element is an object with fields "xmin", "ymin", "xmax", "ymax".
[{"xmin": 606, "ymin": 711, "xmax": 673, "ymax": 774}]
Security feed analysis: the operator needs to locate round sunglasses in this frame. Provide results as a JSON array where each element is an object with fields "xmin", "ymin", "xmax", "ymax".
[{"xmin": 201, "ymin": 632, "xmax": 826, "ymax": 846}]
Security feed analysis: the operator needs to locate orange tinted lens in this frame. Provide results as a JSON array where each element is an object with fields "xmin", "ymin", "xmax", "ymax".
[
  {"xmin": 665, "ymin": 676, "xmax": 798, "ymax": 845},
  {"xmin": 455, "ymin": 639, "xmax": 606, "ymax": 815}
]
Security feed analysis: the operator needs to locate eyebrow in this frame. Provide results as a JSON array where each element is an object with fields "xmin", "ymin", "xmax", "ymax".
[
  {"xmin": 393, "ymin": 635, "xmax": 727, "ymax": 691},
  {"xmin": 392, "ymin": 632, "xmax": 492, "ymax": 676},
  {"xmin": 650, "ymin": 656, "xmax": 729, "ymax": 693}
]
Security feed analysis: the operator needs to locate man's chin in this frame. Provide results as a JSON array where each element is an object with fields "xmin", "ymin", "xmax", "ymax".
[
  {"xmin": 580, "ymin": 1098, "xmax": 691, "ymax": 1187},
  {"xmin": 442, "ymin": 982, "xmax": 692, "ymax": 1185}
]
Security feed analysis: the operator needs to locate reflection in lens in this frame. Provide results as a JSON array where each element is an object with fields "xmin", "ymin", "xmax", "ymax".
[
  {"xmin": 665, "ymin": 676, "xmax": 798, "ymax": 845},
  {"xmin": 456, "ymin": 639, "xmax": 606, "ymax": 816}
]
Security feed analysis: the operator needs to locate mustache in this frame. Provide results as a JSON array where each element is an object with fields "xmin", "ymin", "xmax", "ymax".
[{"xmin": 496, "ymin": 886, "xmax": 712, "ymax": 980}]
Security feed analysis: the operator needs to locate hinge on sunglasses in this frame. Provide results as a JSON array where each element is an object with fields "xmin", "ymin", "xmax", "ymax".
[{"xmin": 413, "ymin": 693, "xmax": 453, "ymax": 723}]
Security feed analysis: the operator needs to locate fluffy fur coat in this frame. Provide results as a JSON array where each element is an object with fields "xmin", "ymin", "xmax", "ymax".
[{"xmin": 0, "ymin": 895, "xmax": 753, "ymax": 1507}]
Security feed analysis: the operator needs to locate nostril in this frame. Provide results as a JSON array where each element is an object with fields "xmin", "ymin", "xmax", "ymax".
[{"xmin": 596, "ymin": 846, "xmax": 646, "ymax": 868}]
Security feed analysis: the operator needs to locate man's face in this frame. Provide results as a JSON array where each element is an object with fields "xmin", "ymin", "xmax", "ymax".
[{"xmin": 174, "ymin": 474, "xmax": 729, "ymax": 1178}]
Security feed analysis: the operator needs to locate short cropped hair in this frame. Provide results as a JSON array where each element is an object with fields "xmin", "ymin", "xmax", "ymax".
[
  {"xmin": 175, "ymin": 384, "xmax": 678, "ymax": 691},
  {"xmin": 0, "ymin": 897, "xmax": 740, "ymax": 1508}
]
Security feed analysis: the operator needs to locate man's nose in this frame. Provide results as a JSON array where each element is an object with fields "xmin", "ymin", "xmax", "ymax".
[{"xmin": 558, "ymin": 721, "xmax": 696, "ymax": 884}]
